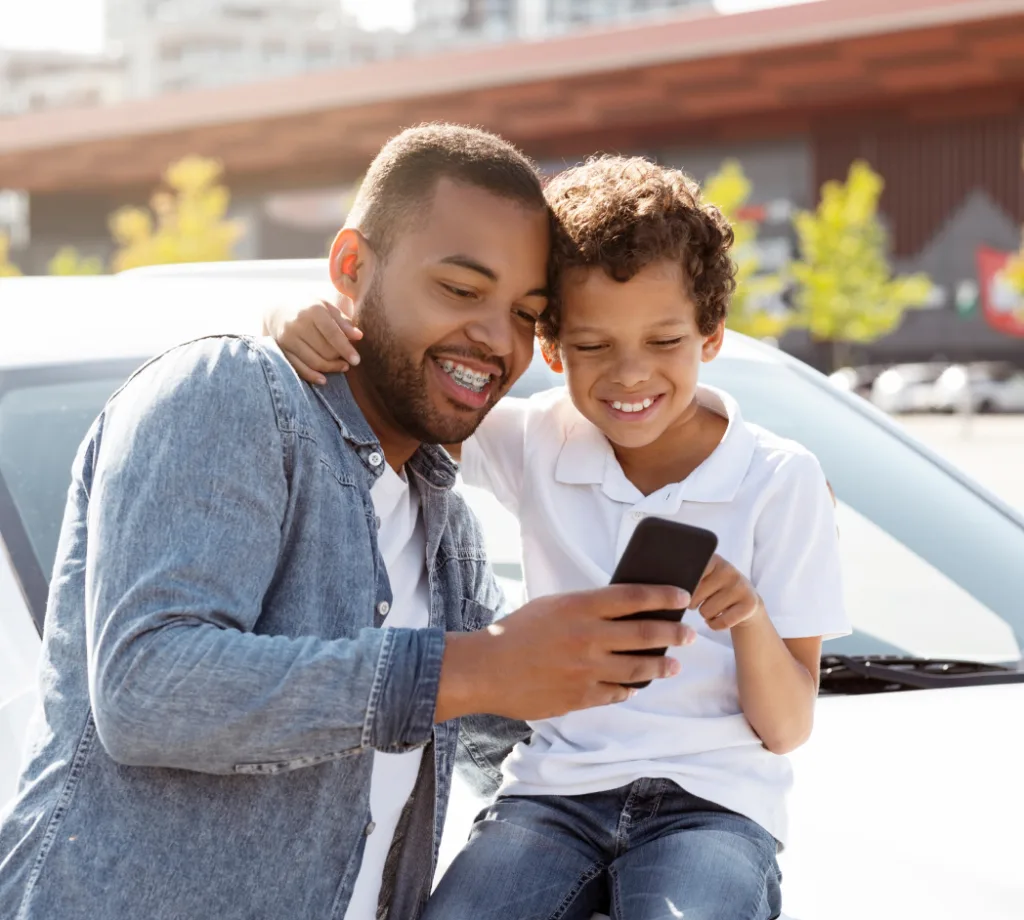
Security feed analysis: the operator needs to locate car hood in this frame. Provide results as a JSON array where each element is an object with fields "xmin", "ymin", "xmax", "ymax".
[
  {"xmin": 440, "ymin": 683, "xmax": 1024, "ymax": 919},
  {"xmin": 781, "ymin": 683, "xmax": 1024, "ymax": 920}
]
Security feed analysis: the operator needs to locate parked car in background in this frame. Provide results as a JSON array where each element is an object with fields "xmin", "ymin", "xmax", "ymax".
[
  {"xmin": 869, "ymin": 362, "xmax": 948, "ymax": 414},
  {"xmin": 828, "ymin": 365, "xmax": 885, "ymax": 400},
  {"xmin": 932, "ymin": 362, "xmax": 1024, "ymax": 414},
  {"xmin": 3, "ymin": 268, "xmax": 1024, "ymax": 920}
]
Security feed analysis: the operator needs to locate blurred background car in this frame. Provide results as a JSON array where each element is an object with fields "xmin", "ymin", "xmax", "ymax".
[
  {"xmin": 868, "ymin": 362, "xmax": 948, "ymax": 415},
  {"xmin": 932, "ymin": 362, "xmax": 1024, "ymax": 414}
]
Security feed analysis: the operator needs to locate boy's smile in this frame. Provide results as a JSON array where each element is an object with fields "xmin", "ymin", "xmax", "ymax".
[{"xmin": 556, "ymin": 259, "xmax": 724, "ymax": 454}]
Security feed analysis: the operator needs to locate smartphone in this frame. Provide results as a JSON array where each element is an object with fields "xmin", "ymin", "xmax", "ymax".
[{"xmin": 610, "ymin": 517, "xmax": 718, "ymax": 688}]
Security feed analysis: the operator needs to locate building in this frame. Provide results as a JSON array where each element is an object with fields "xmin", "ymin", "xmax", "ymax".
[
  {"xmin": 105, "ymin": 0, "xmax": 364, "ymax": 97},
  {"xmin": 412, "ymin": 0, "xmax": 712, "ymax": 44},
  {"xmin": 0, "ymin": 49, "xmax": 126, "ymax": 117},
  {"xmin": 1, "ymin": 0, "xmax": 1023, "ymax": 365}
]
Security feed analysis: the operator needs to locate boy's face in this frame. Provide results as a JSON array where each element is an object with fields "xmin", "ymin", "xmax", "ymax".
[{"xmin": 555, "ymin": 259, "xmax": 724, "ymax": 450}]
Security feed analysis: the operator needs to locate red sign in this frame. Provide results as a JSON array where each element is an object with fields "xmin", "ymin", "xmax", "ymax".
[{"xmin": 976, "ymin": 246, "xmax": 1024, "ymax": 338}]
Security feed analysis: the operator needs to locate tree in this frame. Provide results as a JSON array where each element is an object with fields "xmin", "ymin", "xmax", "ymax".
[
  {"xmin": 0, "ymin": 232, "xmax": 22, "ymax": 277},
  {"xmin": 789, "ymin": 160, "xmax": 933, "ymax": 369},
  {"xmin": 48, "ymin": 246, "xmax": 104, "ymax": 276},
  {"xmin": 109, "ymin": 156, "xmax": 245, "ymax": 273},
  {"xmin": 703, "ymin": 160, "xmax": 786, "ymax": 340}
]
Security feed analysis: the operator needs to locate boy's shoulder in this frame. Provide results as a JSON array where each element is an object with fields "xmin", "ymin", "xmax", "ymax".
[{"xmin": 741, "ymin": 418, "xmax": 826, "ymax": 493}]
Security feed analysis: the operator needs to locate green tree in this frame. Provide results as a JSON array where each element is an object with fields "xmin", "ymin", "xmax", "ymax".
[
  {"xmin": 110, "ymin": 156, "xmax": 245, "ymax": 273},
  {"xmin": 703, "ymin": 160, "xmax": 786, "ymax": 340},
  {"xmin": 0, "ymin": 232, "xmax": 22, "ymax": 277},
  {"xmin": 789, "ymin": 160, "xmax": 932, "ymax": 369},
  {"xmin": 48, "ymin": 246, "xmax": 104, "ymax": 276}
]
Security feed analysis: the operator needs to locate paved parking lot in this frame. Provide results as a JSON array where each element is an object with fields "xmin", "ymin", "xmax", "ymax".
[{"xmin": 899, "ymin": 414, "xmax": 1024, "ymax": 513}]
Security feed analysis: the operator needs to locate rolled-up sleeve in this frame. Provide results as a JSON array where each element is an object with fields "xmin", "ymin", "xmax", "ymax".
[{"xmin": 84, "ymin": 337, "xmax": 442, "ymax": 774}]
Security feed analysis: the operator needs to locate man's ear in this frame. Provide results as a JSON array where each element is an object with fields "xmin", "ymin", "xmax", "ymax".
[
  {"xmin": 701, "ymin": 320, "xmax": 726, "ymax": 363},
  {"xmin": 539, "ymin": 337, "xmax": 563, "ymax": 373},
  {"xmin": 329, "ymin": 228, "xmax": 376, "ymax": 302}
]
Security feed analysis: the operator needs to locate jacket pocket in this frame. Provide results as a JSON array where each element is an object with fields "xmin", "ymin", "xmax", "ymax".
[{"xmin": 460, "ymin": 598, "xmax": 497, "ymax": 632}]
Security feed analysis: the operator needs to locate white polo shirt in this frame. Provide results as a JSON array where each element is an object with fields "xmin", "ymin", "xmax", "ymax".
[
  {"xmin": 461, "ymin": 385, "xmax": 849, "ymax": 845},
  {"xmin": 345, "ymin": 463, "xmax": 430, "ymax": 920}
]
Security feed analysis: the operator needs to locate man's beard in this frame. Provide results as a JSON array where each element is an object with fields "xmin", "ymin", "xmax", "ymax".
[{"xmin": 356, "ymin": 280, "xmax": 507, "ymax": 445}]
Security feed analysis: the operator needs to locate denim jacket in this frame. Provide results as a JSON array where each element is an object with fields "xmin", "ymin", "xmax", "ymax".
[{"xmin": 0, "ymin": 335, "xmax": 527, "ymax": 920}]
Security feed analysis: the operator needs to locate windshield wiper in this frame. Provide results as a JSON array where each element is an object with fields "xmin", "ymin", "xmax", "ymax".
[{"xmin": 819, "ymin": 655, "xmax": 1024, "ymax": 694}]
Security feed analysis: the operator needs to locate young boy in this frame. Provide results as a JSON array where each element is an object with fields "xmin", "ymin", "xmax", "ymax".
[{"xmin": 268, "ymin": 156, "xmax": 848, "ymax": 920}]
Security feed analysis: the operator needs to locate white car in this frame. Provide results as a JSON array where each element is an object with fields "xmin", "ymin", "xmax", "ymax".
[
  {"xmin": 2, "ymin": 269, "xmax": 1023, "ymax": 920},
  {"xmin": 869, "ymin": 362, "xmax": 948, "ymax": 415},
  {"xmin": 932, "ymin": 362, "xmax": 1024, "ymax": 414}
]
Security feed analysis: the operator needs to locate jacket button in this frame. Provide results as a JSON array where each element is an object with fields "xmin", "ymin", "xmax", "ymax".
[
  {"xmin": 368, "ymin": 451, "xmax": 383, "ymax": 468},
  {"xmin": 365, "ymin": 821, "xmax": 376, "ymax": 836},
  {"xmin": 377, "ymin": 601, "xmax": 390, "ymax": 617},
  {"xmin": 374, "ymin": 516, "xmax": 382, "ymax": 530}
]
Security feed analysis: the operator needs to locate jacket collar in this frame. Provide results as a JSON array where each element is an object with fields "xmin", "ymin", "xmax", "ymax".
[{"xmin": 314, "ymin": 373, "xmax": 458, "ymax": 490}]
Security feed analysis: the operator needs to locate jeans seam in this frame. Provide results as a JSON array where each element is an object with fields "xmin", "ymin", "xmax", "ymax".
[{"xmin": 546, "ymin": 862, "xmax": 605, "ymax": 920}]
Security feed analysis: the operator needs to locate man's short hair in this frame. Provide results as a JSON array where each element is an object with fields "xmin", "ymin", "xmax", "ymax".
[
  {"xmin": 347, "ymin": 124, "xmax": 547, "ymax": 255},
  {"xmin": 538, "ymin": 156, "xmax": 736, "ymax": 348}
]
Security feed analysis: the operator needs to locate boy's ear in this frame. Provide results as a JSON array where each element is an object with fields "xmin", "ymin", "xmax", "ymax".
[
  {"xmin": 539, "ymin": 338, "xmax": 563, "ymax": 374},
  {"xmin": 329, "ymin": 228, "xmax": 376, "ymax": 302},
  {"xmin": 701, "ymin": 320, "xmax": 726, "ymax": 363}
]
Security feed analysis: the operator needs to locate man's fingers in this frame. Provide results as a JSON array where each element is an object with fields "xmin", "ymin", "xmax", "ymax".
[
  {"xmin": 606, "ymin": 618, "xmax": 695, "ymax": 652},
  {"xmin": 601, "ymin": 652, "xmax": 681, "ymax": 685},
  {"xmin": 589, "ymin": 583, "xmax": 690, "ymax": 621}
]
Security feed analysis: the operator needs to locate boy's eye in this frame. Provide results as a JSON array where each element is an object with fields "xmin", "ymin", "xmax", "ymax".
[
  {"xmin": 652, "ymin": 337, "xmax": 684, "ymax": 347},
  {"xmin": 572, "ymin": 343, "xmax": 607, "ymax": 353}
]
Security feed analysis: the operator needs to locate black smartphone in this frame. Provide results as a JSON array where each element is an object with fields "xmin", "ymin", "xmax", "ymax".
[{"xmin": 610, "ymin": 517, "xmax": 718, "ymax": 689}]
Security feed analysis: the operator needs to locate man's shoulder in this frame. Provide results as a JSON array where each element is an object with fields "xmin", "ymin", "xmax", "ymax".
[{"xmin": 115, "ymin": 334, "xmax": 308, "ymax": 428}]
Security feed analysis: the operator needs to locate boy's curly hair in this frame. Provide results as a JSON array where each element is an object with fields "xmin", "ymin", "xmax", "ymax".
[{"xmin": 538, "ymin": 156, "xmax": 736, "ymax": 348}]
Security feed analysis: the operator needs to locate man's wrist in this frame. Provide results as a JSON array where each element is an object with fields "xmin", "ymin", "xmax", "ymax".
[{"xmin": 435, "ymin": 630, "xmax": 493, "ymax": 723}]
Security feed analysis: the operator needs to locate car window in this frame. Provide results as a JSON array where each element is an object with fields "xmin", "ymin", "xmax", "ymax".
[
  {"xmin": 700, "ymin": 356, "xmax": 1024, "ymax": 662},
  {"xmin": 0, "ymin": 361, "xmax": 142, "ymax": 629}
]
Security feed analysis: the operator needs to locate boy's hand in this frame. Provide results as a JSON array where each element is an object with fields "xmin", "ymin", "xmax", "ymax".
[
  {"xmin": 689, "ymin": 554, "xmax": 765, "ymax": 632},
  {"xmin": 263, "ymin": 300, "xmax": 363, "ymax": 385}
]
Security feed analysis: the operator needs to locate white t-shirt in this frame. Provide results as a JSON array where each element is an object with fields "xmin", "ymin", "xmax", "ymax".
[
  {"xmin": 461, "ymin": 385, "xmax": 849, "ymax": 845},
  {"xmin": 345, "ymin": 463, "xmax": 430, "ymax": 920}
]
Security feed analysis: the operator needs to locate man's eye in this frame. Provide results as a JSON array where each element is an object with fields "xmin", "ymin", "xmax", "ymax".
[
  {"xmin": 513, "ymin": 309, "xmax": 538, "ymax": 324},
  {"xmin": 442, "ymin": 283, "xmax": 476, "ymax": 299}
]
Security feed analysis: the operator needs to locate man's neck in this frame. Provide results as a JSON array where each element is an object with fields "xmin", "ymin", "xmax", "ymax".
[{"xmin": 345, "ymin": 365, "xmax": 420, "ymax": 471}]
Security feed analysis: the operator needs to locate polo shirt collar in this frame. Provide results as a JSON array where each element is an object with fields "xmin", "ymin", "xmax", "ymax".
[{"xmin": 554, "ymin": 385, "xmax": 755, "ymax": 510}]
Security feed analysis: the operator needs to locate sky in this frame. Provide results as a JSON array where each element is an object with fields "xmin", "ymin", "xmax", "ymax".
[{"xmin": 0, "ymin": 0, "xmax": 811, "ymax": 53}]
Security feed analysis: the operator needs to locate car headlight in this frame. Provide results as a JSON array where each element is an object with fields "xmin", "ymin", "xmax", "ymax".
[
  {"xmin": 875, "ymin": 370, "xmax": 905, "ymax": 395},
  {"xmin": 939, "ymin": 366, "xmax": 968, "ymax": 391}
]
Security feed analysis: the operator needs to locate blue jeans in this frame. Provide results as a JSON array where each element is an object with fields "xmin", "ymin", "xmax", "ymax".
[{"xmin": 426, "ymin": 779, "xmax": 782, "ymax": 920}]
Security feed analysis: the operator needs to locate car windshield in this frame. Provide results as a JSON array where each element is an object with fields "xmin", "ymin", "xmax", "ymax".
[{"xmin": 2, "ymin": 348, "xmax": 1022, "ymax": 664}]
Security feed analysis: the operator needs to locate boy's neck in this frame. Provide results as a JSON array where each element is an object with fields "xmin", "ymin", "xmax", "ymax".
[{"xmin": 612, "ymin": 399, "xmax": 728, "ymax": 497}]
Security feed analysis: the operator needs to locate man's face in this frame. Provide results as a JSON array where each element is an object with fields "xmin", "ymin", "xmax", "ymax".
[{"xmin": 350, "ymin": 179, "xmax": 550, "ymax": 444}]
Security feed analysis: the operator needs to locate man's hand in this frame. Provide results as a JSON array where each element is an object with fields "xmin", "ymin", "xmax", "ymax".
[
  {"xmin": 436, "ymin": 584, "xmax": 697, "ymax": 722},
  {"xmin": 689, "ymin": 554, "xmax": 765, "ymax": 632},
  {"xmin": 263, "ymin": 300, "xmax": 363, "ymax": 385}
]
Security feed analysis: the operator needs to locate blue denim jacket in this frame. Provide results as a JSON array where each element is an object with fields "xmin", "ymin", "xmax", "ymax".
[{"xmin": 0, "ymin": 336, "xmax": 524, "ymax": 920}]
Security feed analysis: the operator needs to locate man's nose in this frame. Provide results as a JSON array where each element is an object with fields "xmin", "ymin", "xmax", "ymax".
[{"xmin": 465, "ymin": 306, "xmax": 515, "ymax": 359}]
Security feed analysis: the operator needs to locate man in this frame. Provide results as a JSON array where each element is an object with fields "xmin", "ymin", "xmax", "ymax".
[{"xmin": 0, "ymin": 124, "xmax": 692, "ymax": 920}]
